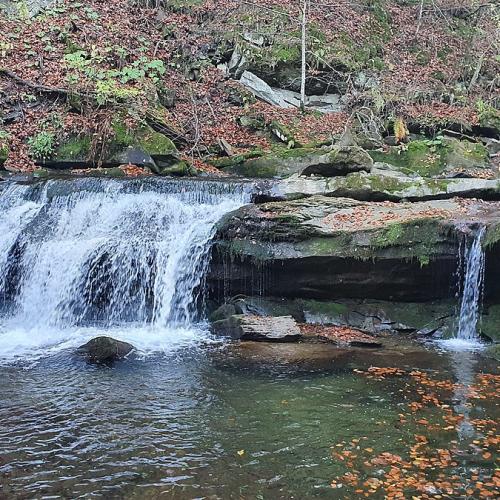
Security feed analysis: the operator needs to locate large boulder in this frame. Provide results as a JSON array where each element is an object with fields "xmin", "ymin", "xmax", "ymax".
[
  {"xmin": 76, "ymin": 337, "xmax": 135, "ymax": 364},
  {"xmin": 211, "ymin": 314, "xmax": 302, "ymax": 342},
  {"xmin": 218, "ymin": 145, "xmax": 373, "ymax": 178},
  {"xmin": 239, "ymin": 71, "xmax": 343, "ymax": 113}
]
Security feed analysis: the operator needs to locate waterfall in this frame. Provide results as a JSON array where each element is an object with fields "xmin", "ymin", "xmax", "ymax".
[
  {"xmin": 456, "ymin": 227, "xmax": 486, "ymax": 342},
  {"xmin": 0, "ymin": 177, "xmax": 250, "ymax": 360}
]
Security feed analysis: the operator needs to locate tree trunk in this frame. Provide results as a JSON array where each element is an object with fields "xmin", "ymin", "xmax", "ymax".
[{"xmin": 300, "ymin": 0, "xmax": 308, "ymax": 111}]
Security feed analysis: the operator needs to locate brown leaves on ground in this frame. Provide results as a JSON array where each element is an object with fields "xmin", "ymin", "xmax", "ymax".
[
  {"xmin": 322, "ymin": 201, "xmax": 454, "ymax": 232},
  {"xmin": 300, "ymin": 324, "xmax": 381, "ymax": 347}
]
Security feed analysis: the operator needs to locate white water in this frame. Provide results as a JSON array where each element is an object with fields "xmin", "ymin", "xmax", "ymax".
[
  {"xmin": 440, "ymin": 227, "xmax": 486, "ymax": 352},
  {"xmin": 0, "ymin": 178, "xmax": 250, "ymax": 361}
]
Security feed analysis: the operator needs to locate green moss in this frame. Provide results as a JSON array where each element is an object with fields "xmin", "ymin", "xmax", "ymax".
[
  {"xmin": 484, "ymin": 223, "xmax": 500, "ymax": 248},
  {"xmin": 138, "ymin": 129, "xmax": 176, "ymax": 155},
  {"xmin": 0, "ymin": 143, "xmax": 8, "ymax": 163},
  {"xmin": 460, "ymin": 141, "xmax": 488, "ymax": 162},
  {"xmin": 481, "ymin": 305, "xmax": 500, "ymax": 342},
  {"xmin": 369, "ymin": 140, "xmax": 449, "ymax": 177},
  {"xmin": 111, "ymin": 119, "xmax": 135, "ymax": 147},
  {"xmin": 340, "ymin": 173, "xmax": 414, "ymax": 194},
  {"xmin": 298, "ymin": 234, "xmax": 354, "ymax": 257},
  {"xmin": 158, "ymin": 161, "xmax": 197, "ymax": 177},
  {"xmin": 299, "ymin": 299, "xmax": 349, "ymax": 317},
  {"xmin": 275, "ymin": 147, "xmax": 317, "ymax": 159},
  {"xmin": 56, "ymin": 135, "xmax": 91, "ymax": 160},
  {"xmin": 269, "ymin": 120, "xmax": 301, "ymax": 147},
  {"xmin": 374, "ymin": 223, "xmax": 404, "ymax": 247},
  {"xmin": 111, "ymin": 118, "xmax": 176, "ymax": 155},
  {"xmin": 418, "ymin": 255, "xmax": 430, "ymax": 267},
  {"xmin": 369, "ymin": 218, "xmax": 447, "ymax": 263}
]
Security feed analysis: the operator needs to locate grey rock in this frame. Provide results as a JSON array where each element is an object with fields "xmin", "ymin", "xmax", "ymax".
[
  {"xmin": 211, "ymin": 315, "xmax": 302, "ymax": 342},
  {"xmin": 76, "ymin": 337, "xmax": 134, "ymax": 364},
  {"xmin": 239, "ymin": 71, "xmax": 343, "ymax": 113},
  {"xmin": 222, "ymin": 145, "xmax": 373, "ymax": 179},
  {"xmin": 276, "ymin": 166, "xmax": 500, "ymax": 201},
  {"xmin": 210, "ymin": 196, "xmax": 500, "ymax": 302}
]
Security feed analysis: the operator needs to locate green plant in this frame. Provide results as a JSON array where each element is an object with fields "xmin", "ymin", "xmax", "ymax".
[
  {"xmin": 28, "ymin": 132, "xmax": 55, "ymax": 160},
  {"xmin": 95, "ymin": 80, "xmax": 140, "ymax": 106}
]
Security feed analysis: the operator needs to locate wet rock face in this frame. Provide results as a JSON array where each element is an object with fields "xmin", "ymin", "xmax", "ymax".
[
  {"xmin": 210, "ymin": 197, "xmax": 500, "ymax": 302},
  {"xmin": 76, "ymin": 337, "xmax": 134, "ymax": 364}
]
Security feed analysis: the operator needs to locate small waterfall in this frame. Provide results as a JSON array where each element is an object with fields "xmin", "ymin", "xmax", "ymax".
[
  {"xmin": 0, "ymin": 177, "xmax": 251, "ymax": 359},
  {"xmin": 456, "ymin": 227, "xmax": 486, "ymax": 342}
]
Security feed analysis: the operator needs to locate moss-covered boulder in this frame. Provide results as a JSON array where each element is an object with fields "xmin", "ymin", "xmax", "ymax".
[
  {"xmin": 218, "ymin": 145, "xmax": 373, "ymax": 178},
  {"xmin": 369, "ymin": 138, "xmax": 492, "ymax": 178},
  {"xmin": 45, "ymin": 119, "xmax": 196, "ymax": 176},
  {"xmin": 481, "ymin": 304, "xmax": 500, "ymax": 342}
]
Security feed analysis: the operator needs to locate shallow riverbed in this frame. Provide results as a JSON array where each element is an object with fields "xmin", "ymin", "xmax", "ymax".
[{"xmin": 0, "ymin": 337, "xmax": 497, "ymax": 499}]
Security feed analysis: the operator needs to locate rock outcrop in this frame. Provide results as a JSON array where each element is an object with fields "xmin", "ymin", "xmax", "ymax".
[
  {"xmin": 38, "ymin": 118, "xmax": 196, "ymax": 176},
  {"xmin": 210, "ymin": 196, "xmax": 500, "ymax": 302},
  {"xmin": 239, "ymin": 71, "xmax": 344, "ymax": 113},
  {"xmin": 277, "ymin": 165, "xmax": 500, "ymax": 202},
  {"xmin": 217, "ymin": 145, "xmax": 373, "ymax": 179}
]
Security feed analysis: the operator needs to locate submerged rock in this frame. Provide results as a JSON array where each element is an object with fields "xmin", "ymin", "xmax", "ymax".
[
  {"xmin": 211, "ymin": 314, "xmax": 302, "ymax": 342},
  {"xmin": 76, "ymin": 337, "xmax": 135, "ymax": 364}
]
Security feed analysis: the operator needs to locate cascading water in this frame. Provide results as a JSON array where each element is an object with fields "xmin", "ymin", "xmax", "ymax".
[
  {"xmin": 0, "ymin": 177, "xmax": 251, "ymax": 361},
  {"xmin": 454, "ymin": 226, "xmax": 486, "ymax": 345}
]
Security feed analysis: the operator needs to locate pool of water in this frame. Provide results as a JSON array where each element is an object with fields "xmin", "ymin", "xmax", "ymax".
[{"xmin": 0, "ymin": 337, "xmax": 498, "ymax": 499}]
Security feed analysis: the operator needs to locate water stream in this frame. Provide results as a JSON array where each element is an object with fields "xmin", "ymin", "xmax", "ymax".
[
  {"xmin": 443, "ymin": 227, "xmax": 487, "ymax": 351},
  {"xmin": 0, "ymin": 178, "xmax": 497, "ymax": 498},
  {"xmin": 0, "ymin": 177, "xmax": 251, "ymax": 361}
]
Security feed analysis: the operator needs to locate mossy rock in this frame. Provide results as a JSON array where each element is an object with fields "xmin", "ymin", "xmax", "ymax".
[
  {"xmin": 210, "ymin": 150, "xmax": 264, "ymax": 169},
  {"xmin": 269, "ymin": 120, "xmax": 301, "ymax": 147},
  {"xmin": 220, "ymin": 145, "xmax": 372, "ymax": 179},
  {"xmin": 369, "ymin": 138, "xmax": 491, "ymax": 178},
  {"xmin": 0, "ymin": 142, "xmax": 9, "ymax": 164},
  {"xmin": 55, "ymin": 135, "xmax": 92, "ymax": 163},
  {"xmin": 109, "ymin": 118, "xmax": 197, "ymax": 175},
  {"xmin": 156, "ymin": 161, "xmax": 197, "ymax": 177},
  {"xmin": 110, "ymin": 118, "xmax": 177, "ymax": 156},
  {"xmin": 481, "ymin": 304, "xmax": 500, "ymax": 342}
]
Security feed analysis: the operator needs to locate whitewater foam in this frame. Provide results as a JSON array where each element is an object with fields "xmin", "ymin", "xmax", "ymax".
[{"xmin": 0, "ymin": 177, "xmax": 250, "ymax": 362}]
